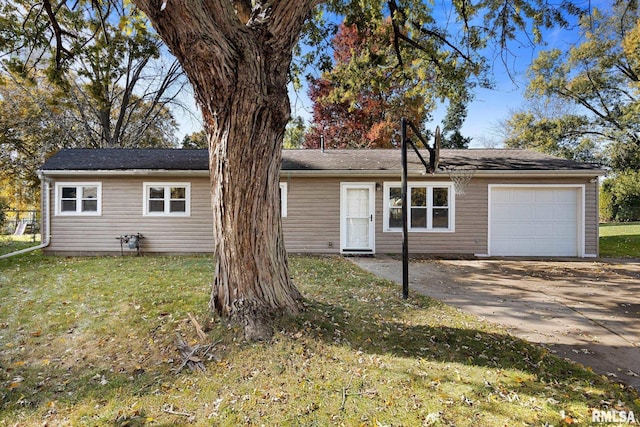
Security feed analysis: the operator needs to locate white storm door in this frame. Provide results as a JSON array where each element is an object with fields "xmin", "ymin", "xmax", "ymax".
[{"xmin": 341, "ymin": 183, "xmax": 375, "ymax": 253}]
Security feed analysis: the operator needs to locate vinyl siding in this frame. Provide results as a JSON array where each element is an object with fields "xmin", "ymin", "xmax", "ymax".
[
  {"xmin": 45, "ymin": 174, "xmax": 599, "ymax": 257},
  {"xmin": 282, "ymin": 175, "xmax": 599, "ymax": 256},
  {"xmin": 46, "ymin": 177, "xmax": 214, "ymax": 255},
  {"xmin": 585, "ymin": 180, "xmax": 599, "ymax": 256},
  {"xmin": 375, "ymin": 178, "xmax": 486, "ymax": 255},
  {"xmin": 282, "ymin": 177, "xmax": 341, "ymax": 253}
]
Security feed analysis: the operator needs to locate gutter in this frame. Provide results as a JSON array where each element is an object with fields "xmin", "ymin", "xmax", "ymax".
[
  {"xmin": 281, "ymin": 169, "xmax": 607, "ymax": 179},
  {"xmin": 38, "ymin": 169, "xmax": 210, "ymax": 178},
  {"xmin": 0, "ymin": 177, "xmax": 51, "ymax": 260},
  {"xmin": 41, "ymin": 168, "xmax": 606, "ymax": 179}
]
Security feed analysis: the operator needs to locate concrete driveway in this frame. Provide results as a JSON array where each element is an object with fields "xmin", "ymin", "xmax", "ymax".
[{"xmin": 351, "ymin": 256, "xmax": 640, "ymax": 390}]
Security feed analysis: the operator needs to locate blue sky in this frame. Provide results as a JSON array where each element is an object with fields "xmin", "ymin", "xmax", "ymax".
[{"xmin": 459, "ymin": 22, "xmax": 587, "ymax": 147}]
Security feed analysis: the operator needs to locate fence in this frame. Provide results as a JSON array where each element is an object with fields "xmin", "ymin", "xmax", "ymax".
[{"xmin": 0, "ymin": 209, "xmax": 40, "ymax": 237}]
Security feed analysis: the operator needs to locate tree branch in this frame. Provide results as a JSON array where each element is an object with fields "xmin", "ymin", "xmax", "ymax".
[
  {"xmin": 123, "ymin": 60, "xmax": 184, "ymax": 145},
  {"xmin": 387, "ymin": 0, "xmax": 478, "ymax": 71},
  {"xmin": 42, "ymin": 0, "xmax": 76, "ymax": 69},
  {"xmin": 112, "ymin": 49, "xmax": 151, "ymax": 146},
  {"xmin": 614, "ymin": 62, "xmax": 640, "ymax": 83},
  {"xmin": 263, "ymin": 0, "xmax": 319, "ymax": 55},
  {"xmin": 388, "ymin": 0, "xmax": 404, "ymax": 68}
]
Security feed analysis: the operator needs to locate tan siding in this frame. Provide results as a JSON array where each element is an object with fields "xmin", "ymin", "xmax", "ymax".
[
  {"xmin": 46, "ymin": 177, "xmax": 214, "ymax": 255},
  {"xmin": 46, "ymin": 173, "xmax": 600, "ymax": 257},
  {"xmin": 282, "ymin": 177, "xmax": 341, "ymax": 253},
  {"xmin": 585, "ymin": 181, "xmax": 599, "ymax": 255},
  {"xmin": 376, "ymin": 179, "xmax": 487, "ymax": 255}
]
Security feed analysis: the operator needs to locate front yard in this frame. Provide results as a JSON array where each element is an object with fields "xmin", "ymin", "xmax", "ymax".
[{"xmin": 1, "ymin": 253, "xmax": 638, "ymax": 426}]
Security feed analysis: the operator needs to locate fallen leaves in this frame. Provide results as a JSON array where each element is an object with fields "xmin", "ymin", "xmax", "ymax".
[
  {"xmin": 1, "ymin": 255, "xmax": 639, "ymax": 426},
  {"xmin": 8, "ymin": 377, "xmax": 22, "ymax": 390}
]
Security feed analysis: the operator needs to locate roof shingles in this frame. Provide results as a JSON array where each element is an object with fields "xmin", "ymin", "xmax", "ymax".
[{"xmin": 40, "ymin": 148, "xmax": 602, "ymax": 173}]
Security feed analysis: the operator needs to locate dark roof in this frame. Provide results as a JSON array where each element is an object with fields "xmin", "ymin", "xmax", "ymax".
[
  {"xmin": 41, "ymin": 148, "xmax": 209, "ymax": 171},
  {"xmin": 40, "ymin": 148, "xmax": 603, "ymax": 173},
  {"xmin": 281, "ymin": 148, "xmax": 602, "ymax": 172}
]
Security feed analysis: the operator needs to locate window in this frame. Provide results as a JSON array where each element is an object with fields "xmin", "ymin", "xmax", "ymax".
[
  {"xmin": 387, "ymin": 186, "xmax": 402, "ymax": 228},
  {"xmin": 279, "ymin": 182, "xmax": 288, "ymax": 218},
  {"xmin": 55, "ymin": 183, "xmax": 101, "ymax": 215},
  {"xmin": 383, "ymin": 182, "xmax": 454, "ymax": 232},
  {"xmin": 143, "ymin": 183, "xmax": 190, "ymax": 216}
]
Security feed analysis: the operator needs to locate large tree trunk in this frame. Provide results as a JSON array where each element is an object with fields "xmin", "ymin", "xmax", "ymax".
[
  {"xmin": 133, "ymin": 0, "xmax": 315, "ymax": 339},
  {"xmin": 206, "ymin": 56, "xmax": 302, "ymax": 340}
]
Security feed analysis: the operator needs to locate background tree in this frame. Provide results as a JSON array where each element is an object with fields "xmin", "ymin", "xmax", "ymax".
[
  {"xmin": 303, "ymin": 22, "xmax": 474, "ymax": 149},
  {"xmin": 0, "ymin": 195, "xmax": 7, "ymax": 232},
  {"xmin": 181, "ymin": 130, "xmax": 208, "ymax": 149},
  {"xmin": 526, "ymin": 3, "xmax": 640, "ymax": 170},
  {"xmin": 600, "ymin": 170, "xmax": 640, "ymax": 222},
  {"xmin": 283, "ymin": 117, "xmax": 306, "ymax": 149},
  {"xmin": 500, "ymin": 97, "xmax": 600, "ymax": 162},
  {"xmin": 20, "ymin": 0, "xmax": 580, "ymax": 340},
  {"xmin": 0, "ymin": 75, "xmax": 68, "ymax": 193},
  {"xmin": 440, "ymin": 101, "xmax": 472, "ymax": 149},
  {"xmin": 522, "ymin": 3, "xmax": 640, "ymax": 221},
  {"xmin": 0, "ymin": 0, "xmax": 183, "ymax": 149}
]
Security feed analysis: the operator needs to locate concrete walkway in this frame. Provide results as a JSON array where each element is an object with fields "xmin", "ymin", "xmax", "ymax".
[{"xmin": 351, "ymin": 256, "xmax": 640, "ymax": 390}]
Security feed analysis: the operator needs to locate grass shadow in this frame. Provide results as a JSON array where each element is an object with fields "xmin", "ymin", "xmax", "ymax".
[{"xmin": 285, "ymin": 256, "xmax": 640, "ymax": 413}]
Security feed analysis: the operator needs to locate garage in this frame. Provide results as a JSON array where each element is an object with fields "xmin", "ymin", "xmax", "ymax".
[{"xmin": 489, "ymin": 186, "xmax": 583, "ymax": 257}]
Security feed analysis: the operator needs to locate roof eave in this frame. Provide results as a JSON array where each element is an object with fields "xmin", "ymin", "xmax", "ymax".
[
  {"xmin": 39, "ymin": 168, "xmax": 606, "ymax": 179},
  {"xmin": 280, "ymin": 169, "xmax": 606, "ymax": 178},
  {"xmin": 39, "ymin": 169, "xmax": 210, "ymax": 177},
  {"xmin": 471, "ymin": 169, "xmax": 607, "ymax": 178}
]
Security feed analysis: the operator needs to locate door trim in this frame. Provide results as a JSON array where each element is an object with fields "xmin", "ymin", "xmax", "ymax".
[{"xmin": 340, "ymin": 183, "xmax": 376, "ymax": 254}]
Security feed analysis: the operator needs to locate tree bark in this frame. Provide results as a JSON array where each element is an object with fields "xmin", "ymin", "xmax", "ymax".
[{"xmin": 133, "ymin": 0, "xmax": 315, "ymax": 339}]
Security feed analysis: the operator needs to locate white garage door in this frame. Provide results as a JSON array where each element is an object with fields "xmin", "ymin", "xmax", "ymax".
[{"xmin": 489, "ymin": 187, "xmax": 581, "ymax": 256}]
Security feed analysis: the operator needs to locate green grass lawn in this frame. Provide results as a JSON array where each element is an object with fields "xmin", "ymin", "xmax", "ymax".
[
  {"xmin": 1, "ymin": 254, "xmax": 638, "ymax": 426},
  {"xmin": 600, "ymin": 222, "xmax": 640, "ymax": 258},
  {"xmin": 0, "ymin": 234, "xmax": 41, "ymax": 256}
]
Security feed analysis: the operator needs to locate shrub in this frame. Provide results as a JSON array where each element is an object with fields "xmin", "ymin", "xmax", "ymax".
[{"xmin": 600, "ymin": 171, "xmax": 640, "ymax": 222}]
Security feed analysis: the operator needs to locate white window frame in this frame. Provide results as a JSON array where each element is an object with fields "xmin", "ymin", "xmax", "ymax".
[
  {"xmin": 143, "ymin": 182, "xmax": 191, "ymax": 217},
  {"xmin": 55, "ymin": 182, "xmax": 102, "ymax": 216},
  {"xmin": 279, "ymin": 182, "xmax": 288, "ymax": 218},
  {"xmin": 383, "ymin": 182, "xmax": 455, "ymax": 232}
]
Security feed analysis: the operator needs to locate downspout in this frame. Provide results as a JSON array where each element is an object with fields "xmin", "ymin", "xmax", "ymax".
[{"xmin": 0, "ymin": 174, "xmax": 51, "ymax": 260}]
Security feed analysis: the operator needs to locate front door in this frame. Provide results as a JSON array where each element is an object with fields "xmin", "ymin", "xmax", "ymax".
[{"xmin": 341, "ymin": 183, "xmax": 375, "ymax": 253}]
